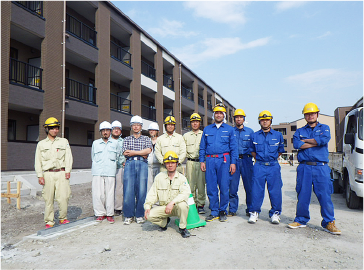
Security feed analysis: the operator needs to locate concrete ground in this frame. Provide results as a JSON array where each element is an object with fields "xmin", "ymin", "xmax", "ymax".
[{"xmin": 1, "ymin": 164, "xmax": 363, "ymax": 269}]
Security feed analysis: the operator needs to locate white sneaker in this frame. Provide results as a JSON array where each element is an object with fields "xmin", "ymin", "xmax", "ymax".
[
  {"xmin": 271, "ymin": 212, "xmax": 280, "ymax": 224},
  {"xmin": 248, "ymin": 212, "xmax": 258, "ymax": 224},
  {"xmin": 136, "ymin": 217, "xmax": 145, "ymax": 224},
  {"xmin": 123, "ymin": 217, "xmax": 134, "ymax": 225}
]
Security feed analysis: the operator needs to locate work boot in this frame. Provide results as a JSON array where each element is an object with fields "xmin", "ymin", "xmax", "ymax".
[
  {"xmin": 59, "ymin": 219, "xmax": 70, "ymax": 225},
  {"xmin": 106, "ymin": 216, "xmax": 115, "ymax": 224},
  {"xmin": 159, "ymin": 217, "xmax": 171, "ymax": 231},
  {"xmin": 248, "ymin": 212, "xmax": 258, "ymax": 224},
  {"xmin": 227, "ymin": 212, "xmax": 236, "ymax": 217},
  {"xmin": 198, "ymin": 206, "xmax": 205, "ymax": 214},
  {"xmin": 271, "ymin": 212, "xmax": 280, "ymax": 224},
  {"xmin": 205, "ymin": 214, "xmax": 219, "ymax": 222},
  {"xmin": 324, "ymin": 221, "xmax": 341, "ymax": 235},
  {"xmin": 287, "ymin": 222, "xmax": 306, "ymax": 229},
  {"xmin": 114, "ymin": 210, "xmax": 123, "ymax": 216},
  {"xmin": 219, "ymin": 211, "xmax": 227, "ymax": 222},
  {"xmin": 179, "ymin": 228, "xmax": 191, "ymax": 238}
]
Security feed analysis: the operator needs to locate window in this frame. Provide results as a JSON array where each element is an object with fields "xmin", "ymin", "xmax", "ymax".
[
  {"xmin": 10, "ymin": 47, "xmax": 18, "ymax": 59},
  {"xmin": 27, "ymin": 125, "xmax": 39, "ymax": 141},
  {"xmin": 291, "ymin": 125, "xmax": 297, "ymax": 131},
  {"xmin": 64, "ymin": 127, "xmax": 70, "ymax": 140},
  {"xmin": 87, "ymin": 130, "xmax": 94, "ymax": 146},
  {"xmin": 274, "ymin": 128, "xmax": 287, "ymax": 136},
  {"xmin": 8, "ymin": 119, "xmax": 16, "ymax": 140},
  {"xmin": 284, "ymin": 139, "xmax": 287, "ymax": 147}
]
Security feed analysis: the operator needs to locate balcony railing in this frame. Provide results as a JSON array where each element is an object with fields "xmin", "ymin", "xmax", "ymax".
[
  {"xmin": 66, "ymin": 13, "xmax": 97, "ymax": 47},
  {"xmin": 198, "ymin": 97, "xmax": 204, "ymax": 107},
  {"xmin": 141, "ymin": 61, "xmax": 156, "ymax": 80},
  {"xmin": 181, "ymin": 86, "xmax": 194, "ymax": 101},
  {"xmin": 141, "ymin": 104, "xmax": 156, "ymax": 121},
  {"xmin": 15, "ymin": 1, "xmax": 43, "ymax": 16},
  {"xmin": 110, "ymin": 93, "xmax": 131, "ymax": 114},
  {"xmin": 9, "ymin": 58, "xmax": 43, "ymax": 89},
  {"xmin": 163, "ymin": 75, "xmax": 174, "ymax": 91},
  {"xmin": 207, "ymin": 101, "xmax": 213, "ymax": 111},
  {"xmin": 182, "ymin": 118, "xmax": 191, "ymax": 130},
  {"xmin": 66, "ymin": 78, "xmax": 96, "ymax": 104},
  {"xmin": 110, "ymin": 41, "xmax": 131, "ymax": 67}
]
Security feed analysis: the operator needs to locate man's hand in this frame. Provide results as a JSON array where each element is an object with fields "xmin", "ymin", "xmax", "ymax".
[
  {"xmin": 144, "ymin": 209, "xmax": 150, "ymax": 220},
  {"xmin": 38, "ymin": 177, "xmax": 45, "ymax": 185},
  {"xmin": 165, "ymin": 201, "xmax": 175, "ymax": 214},
  {"xmin": 229, "ymin": 164, "xmax": 236, "ymax": 175},
  {"xmin": 65, "ymin": 173, "xmax": 70, "ymax": 179},
  {"xmin": 123, "ymin": 150, "xmax": 135, "ymax": 157},
  {"xmin": 200, "ymin": 162, "xmax": 206, "ymax": 172}
]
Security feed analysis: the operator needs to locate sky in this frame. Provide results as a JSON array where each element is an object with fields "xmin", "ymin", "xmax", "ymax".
[{"xmin": 111, "ymin": 1, "xmax": 363, "ymax": 131}]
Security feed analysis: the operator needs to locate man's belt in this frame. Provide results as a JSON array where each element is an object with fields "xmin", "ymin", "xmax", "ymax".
[
  {"xmin": 257, "ymin": 161, "xmax": 278, "ymax": 166},
  {"xmin": 300, "ymin": 161, "xmax": 326, "ymax": 166},
  {"xmin": 207, "ymin": 153, "xmax": 229, "ymax": 163},
  {"xmin": 187, "ymin": 158, "xmax": 199, "ymax": 162},
  {"xmin": 239, "ymin": 154, "xmax": 252, "ymax": 159},
  {"xmin": 127, "ymin": 156, "xmax": 147, "ymax": 162},
  {"xmin": 45, "ymin": 168, "xmax": 65, "ymax": 172}
]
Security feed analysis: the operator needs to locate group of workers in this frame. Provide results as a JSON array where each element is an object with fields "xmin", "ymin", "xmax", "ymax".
[{"xmin": 34, "ymin": 102, "xmax": 341, "ymax": 238}]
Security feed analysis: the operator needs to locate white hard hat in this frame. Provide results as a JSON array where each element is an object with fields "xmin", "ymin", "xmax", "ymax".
[
  {"xmin": 99, "ymin": 121, "xmax": 112, "ymax": 131},
  {"xmin": 111, "ymin": 120, "xmax": 122, "ymax": 129},
  {"xmin": 148, "ymin": 122, "xmax": 159, "ymax": 131},
  {"xmin": 130, "ymin": 115, "xmax": 143, "ymax": 126}
]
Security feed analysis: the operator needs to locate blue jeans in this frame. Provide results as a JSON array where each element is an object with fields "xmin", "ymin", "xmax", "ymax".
[
  {"xmin": 250, "ymin": 162, "xmax": 283, "ymax": 217},
  {"xmin": 229, "ymin": 156, "xmax": 253, "ymax": 213},
  {"xmin": 123, "ymin": 160, "xmax": 148, "ymax": 218},
  {"xmin": 205, "ymin": 155, "xmax": 231, "ymax": 216},
  {"xmin": 294, "ymin": 163, "xmax": 335, "ymax": 228}
]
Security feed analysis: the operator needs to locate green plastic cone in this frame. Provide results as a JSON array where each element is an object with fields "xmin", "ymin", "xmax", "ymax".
[{"xmin": 175, "ymin": 194, "xmax": 206, "ymax": 229}]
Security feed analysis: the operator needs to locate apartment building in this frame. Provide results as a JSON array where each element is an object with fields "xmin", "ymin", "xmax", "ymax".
[
  {"xmin": 272, "ymin": 114, "xmax": 336, "ymax": 155},
  {"xmin": 1, "ymin": 1, "xmax": 236, "ymax": 170}
]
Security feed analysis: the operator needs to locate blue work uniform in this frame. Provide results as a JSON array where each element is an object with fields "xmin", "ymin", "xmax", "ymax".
[
  {"xmin": 229, "ymin": 126, "xmax": 254, "ymax": 214},
  {"xmin": 199, "ymin": 123, "xmax": 238, "ymax": 216},
  {"xmin": 293, "ymin": 122, "xmax": 335, "ymax": 228},
  {"xmin": 250, "ymin": 129, "xmax": 285, "ymax": 217}
]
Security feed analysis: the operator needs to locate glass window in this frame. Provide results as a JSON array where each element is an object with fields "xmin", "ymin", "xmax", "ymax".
[
  {"xmin": 8, "ymin": 119, "xmax": 16, "ymax": 140},
  {"xmin": 358, "ymin": 109, "xmax": 363, "ymax": 141}
]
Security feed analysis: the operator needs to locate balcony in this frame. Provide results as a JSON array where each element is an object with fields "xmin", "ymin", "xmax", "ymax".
[
  {"xmin": 9, "ymin": 58, "xmax": 42, "ymax": 90},
  {"xmin": 110, "ymin": 93, "xmax": 131, "ymax": 114},
  {"xmin": 14, "ymin": 1, "xmax": 43, "ymax": 17},
  {"xmin": 182, "ymin": 118, "xmax": 191, "ymax": 130},
  {"xmin": 141, "ymin": 61, "xmax": 156, "ymax": 81},
  {"xmin": 207, "ymin": 101, "xmax": 213, "ymax": 111},
  {"xmin": 141, "ymin": 104, "xmax": 156, "ymax": 121},
  {"xmin": 163, "ymin": 75, "xmax": 174, "ymax": 91},
  {"xmin": 66, "ymin": 13, "xmax": 97, "ymax": 47},
  {"xmin": 66, "ymin": 78, "xmax": 96, "ymax": 104},
  {"xmin": 110, "ymin": 41, "xmax": 131, "ymax": 67},
  {"xmin": 181, "ymin": 86, "xmax": 194, "ymax": 101},
  {"xmin": 198, "ymin": 97, "xmax": 204, "ymax": 107}
]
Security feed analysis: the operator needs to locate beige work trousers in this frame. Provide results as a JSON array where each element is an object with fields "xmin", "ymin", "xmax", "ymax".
[
  {"xmin": 147, "ymin": 164, "xmax": 160, "ymax": 192},
  {"xmin": 186, "ymin": 160, "xmax": 206, "ymax": 207},
  {"xmin": 92, "ymin": 176, "xmax": 115, "ymax": 217},
  {"xmin": 114, "ymin": 168, "xmax": 124, "ymax": 211},
  {"xmin": 42, "ymin": 171, "xmax": 71, "ymax": 226},
  {"xmin": 147, "ymin": 202, "xmax": 189, "ymax": 229}
]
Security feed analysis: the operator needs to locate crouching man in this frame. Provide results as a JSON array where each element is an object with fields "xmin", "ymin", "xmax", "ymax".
[{"xmin": 144, "ymin": 151, "xmax": 192, "ymax": 238}]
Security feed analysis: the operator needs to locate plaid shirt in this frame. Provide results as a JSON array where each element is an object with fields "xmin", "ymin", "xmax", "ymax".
[{"xmin": 122, "ymin": 134, "xmax": 152, "ymax": 154}]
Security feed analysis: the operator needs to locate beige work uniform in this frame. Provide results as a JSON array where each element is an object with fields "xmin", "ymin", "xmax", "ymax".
[
  {"xmin": 154, "ymin": 132, "xmax": 186, "ymax": 174},
  {"xmin": 144, "ymin": 171, "xmax": 191, "ymax": 229},
  {"xmin": 35, "ymin": 136, "xmax": 73, "ymax": 226},
  {"xmin": 183, "ymin": 130, "xmax": 206, "ymax": 207}
]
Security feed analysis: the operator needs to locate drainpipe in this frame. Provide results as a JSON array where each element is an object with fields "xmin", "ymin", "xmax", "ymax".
[
  {"xmin": 61, "ymin": 1, "xmax": 66, "ymax": 137},
  {"xmin": 179, "ymin": 63, "xmax": 182, "ymax": 132}
]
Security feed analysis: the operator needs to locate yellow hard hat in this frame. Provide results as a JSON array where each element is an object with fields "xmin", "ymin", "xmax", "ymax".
[
  {"xmin": 258, "ymin": 110, "xmax": 273, "ymax": 121},
  {"xmin": 234, "ymin": 109, "xmax": 246, "ymax": 117},
  {"xmin": 190, "ymin": 113, "xmax": 202, "ymax": 122},
  {"xmin": 163, "ymin": 151, "xmax": 179, "ymax": 163},
  {"xmin": 44, "ymin": 117, "xmax": 60, "ymax": 128},
  {"xmin": 302, "ymin": 103, "xmax": 320, "ymax": 114},
  {"xmin": 164, "ymin": 115, "xmax": 176, "ymax": 125},
  {"xmin": 213, "ymin": 103, "xmax": 227, "ymax": 113}
]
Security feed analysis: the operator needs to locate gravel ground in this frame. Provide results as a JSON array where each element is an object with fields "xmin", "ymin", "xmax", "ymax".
[{"xmin": 1, "ymin": 164, "xmax": 363, "ymax": 269}]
